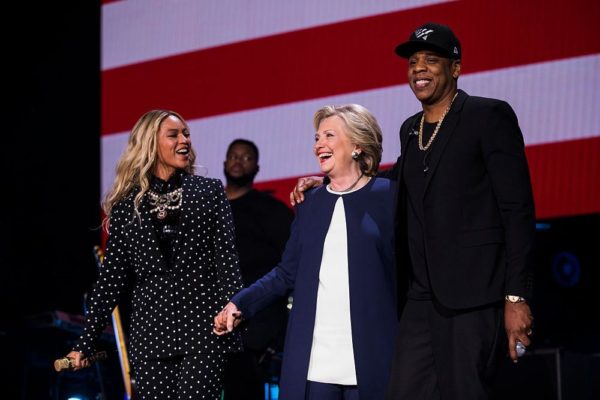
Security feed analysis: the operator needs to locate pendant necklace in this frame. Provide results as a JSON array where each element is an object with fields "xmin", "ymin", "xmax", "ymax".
[{"xmin": 147, "ymin": 187, "xmax": 183, "ymax": 219}]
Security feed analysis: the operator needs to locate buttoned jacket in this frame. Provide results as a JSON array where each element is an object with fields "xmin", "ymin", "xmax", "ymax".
[{"xmin": 75, "ymin": 174, "xmax": 242, "ymax": 365}]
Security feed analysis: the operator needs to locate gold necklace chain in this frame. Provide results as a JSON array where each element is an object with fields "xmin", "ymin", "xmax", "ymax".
[{"xmin": 418, "ymin": 92, "xmax": 458, "ymax": 151}]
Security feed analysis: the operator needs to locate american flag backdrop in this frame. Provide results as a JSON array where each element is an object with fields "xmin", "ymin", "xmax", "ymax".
[{"xmin": 101, "ymin": 0, "xmax": 600, "ymax": 219}]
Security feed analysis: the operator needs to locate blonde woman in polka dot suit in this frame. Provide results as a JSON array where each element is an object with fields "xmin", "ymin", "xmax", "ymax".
[{"xmin": 64, "ymin": 110, "xmax": 243, "ymax": 399}]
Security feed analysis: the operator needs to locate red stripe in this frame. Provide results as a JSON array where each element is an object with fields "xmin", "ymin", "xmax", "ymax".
[
  {"xmin": 526, "ymin": 137, "xmax": 600, "ymax": 219},
  {"xmin": 102, "ymin": 0, "xmax": 600, "ymax": 135},
  {"xmin": 254, "ymin": 137, "xmax": 600, "ymax": 220}
]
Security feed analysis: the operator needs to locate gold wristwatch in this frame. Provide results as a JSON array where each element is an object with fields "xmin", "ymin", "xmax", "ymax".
[{"xmin": 505, "ymin": 295, "xmax": 526, "ymax": 303}]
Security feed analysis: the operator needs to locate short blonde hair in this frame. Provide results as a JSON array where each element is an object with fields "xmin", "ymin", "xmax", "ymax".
[{"xmin": 313, "ymin": 104, "xmax": 383, "ymax": 176}]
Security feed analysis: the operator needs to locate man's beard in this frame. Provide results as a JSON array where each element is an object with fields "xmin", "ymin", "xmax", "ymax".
[{"xmin": 224, "ymin": 169, "xmax": 258, "ymax": 188}]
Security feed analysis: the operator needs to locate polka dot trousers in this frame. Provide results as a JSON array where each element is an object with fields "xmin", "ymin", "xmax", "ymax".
[{"xmin": 134, "ymin": 353, "xmax": 226, "ymax": 400}]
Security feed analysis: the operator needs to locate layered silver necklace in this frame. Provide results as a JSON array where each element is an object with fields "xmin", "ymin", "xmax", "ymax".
[{"xmin": 147, "ymin": 187, "xmax": 183, "ymax": 219}]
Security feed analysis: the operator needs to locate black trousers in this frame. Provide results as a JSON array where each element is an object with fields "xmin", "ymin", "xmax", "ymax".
[
  {"xmin": 222, "ymin": 350, "xmax": 266, "ymax": 400},
  {"xmin": 386, "ymin": 299, "xmax": 504, "ymax": 400},
  {"xmin": 133, "ymin": 353, "xmax": 226, "ymax": 400},
  {"xmin": 305, "ymin": 381, "xmax": 359, "ymax": 400}
]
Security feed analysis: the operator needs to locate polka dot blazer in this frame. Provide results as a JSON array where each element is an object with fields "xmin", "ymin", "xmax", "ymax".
[{"xmin": 74, "ymin": 174, "xmax": 243, "ymax": 365}]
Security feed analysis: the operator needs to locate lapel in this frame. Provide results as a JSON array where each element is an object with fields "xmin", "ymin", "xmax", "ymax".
[
  {"xmin": 171, "ymin": 174, "xmax": 190, "ymax": 260},
  {"xmin": 422, "ymin": 89, "xmax": 468, "ymax": 198},
  {"xmin": 393, "ymin": 115, "xmax": 419, "ymax": 228},
  {"xmin": 399, "ymin": 115, "xmax": 420, "ymax": 182},
  {"xmin": 304, "ymin": 187, "xmax": 339, "ymax": 266},
  {"xmin": 135, "ymin": 189, "xmax": 169, "ymax": 267}
]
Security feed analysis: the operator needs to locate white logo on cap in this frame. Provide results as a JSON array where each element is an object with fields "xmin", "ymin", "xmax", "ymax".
[
  {"xmin": 415, "ymin": 28, "xmax": 434, "ymax": 40},
  {"xmin": 453, "ymin": 46, "xmax": 458, "ymax": 54}
]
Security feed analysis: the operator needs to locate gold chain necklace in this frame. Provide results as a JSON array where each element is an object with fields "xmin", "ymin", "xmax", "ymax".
[{"xmin": 418, "ymin": 92, "xmax": 458, "ymax": 151}]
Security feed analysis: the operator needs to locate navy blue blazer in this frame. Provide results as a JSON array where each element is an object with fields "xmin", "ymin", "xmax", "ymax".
[{"xmin": 232, "ymin": 177, "xmax": 397, "ymax": 400}]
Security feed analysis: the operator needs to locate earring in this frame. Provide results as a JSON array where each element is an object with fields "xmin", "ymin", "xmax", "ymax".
[{"xmin": 351, "ymin": 150, "xmax": 359, "ymax": 160}]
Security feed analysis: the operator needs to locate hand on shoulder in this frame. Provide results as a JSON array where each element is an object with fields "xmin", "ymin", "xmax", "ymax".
[{"xmin": 289, "ymin": 176, "xmax": 324, "ymax": 206}]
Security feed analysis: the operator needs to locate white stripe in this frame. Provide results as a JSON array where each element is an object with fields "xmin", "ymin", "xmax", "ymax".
[
  {"xmin": 101, "ymin": 54, "xmax": 600, "ymax": 197},
  {"xmin": 102, "ymin": 0, "xmax": 451, "ymax": 70}
]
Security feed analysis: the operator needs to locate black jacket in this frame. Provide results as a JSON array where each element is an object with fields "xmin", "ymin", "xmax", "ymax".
[
  {"xmin": 74, "ymin": 174, "xmax": 243, "ymax": 364},
  {"xmin": 385, "ymin": 89, "xmax": 535, "ymax": 309}
]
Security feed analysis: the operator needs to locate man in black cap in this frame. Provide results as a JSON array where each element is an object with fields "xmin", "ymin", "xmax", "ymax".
[
  {"xmin": 291, "ymin": 22, "xmax": 535, "ymax": 399},
  {"xmin": 385, "ymin": 22, "xmax": 535, "ymax": 399}
]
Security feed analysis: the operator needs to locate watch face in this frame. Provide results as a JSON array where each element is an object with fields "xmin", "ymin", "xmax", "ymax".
[{"xmin": 507, "ymin": 295, "xmax": 525, "ymax": 303}]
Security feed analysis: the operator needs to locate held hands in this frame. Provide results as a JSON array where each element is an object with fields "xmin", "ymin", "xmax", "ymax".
[
  {"xmin": 213, "ymin": 302, "xmax": 243, "ymax": 336},
  {"xmin": 289, "ymin": 176, "xmax": 324, "ymax": 206},
  {"xmin": 504, "ymin": 301, "xmax": 534, "ymax": 363}
]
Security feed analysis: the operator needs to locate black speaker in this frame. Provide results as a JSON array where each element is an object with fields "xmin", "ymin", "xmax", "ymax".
[
  {"xmin": 492, "ymin": 347, "xmax": 599, "ymax": 400},
  {"xmin": 531, "ymin": 215, "xmax": 600, "ymax": 352}
]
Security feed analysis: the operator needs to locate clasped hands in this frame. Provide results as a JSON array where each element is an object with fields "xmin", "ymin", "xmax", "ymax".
[
  {"xmin": 213, "ymin": 175, "xmax": 320, "ymax": 336},
  {"xmin": 213, "ymin": 301, "xmax": 243, "ymax": 335}
]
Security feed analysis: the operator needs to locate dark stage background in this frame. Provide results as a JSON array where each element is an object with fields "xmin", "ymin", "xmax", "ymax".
[
  {"xmin": 0, "ymin": 2, "xmax": 598, "ymax": 399},
  {"xmin": 1, "ymin": 2, "xmax": 102, "ymax": 399}
]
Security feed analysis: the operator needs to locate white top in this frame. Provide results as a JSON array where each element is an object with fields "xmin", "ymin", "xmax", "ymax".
[{"xmin": 306, "ymin": 196, "xmax": 357, "ymax": 384}]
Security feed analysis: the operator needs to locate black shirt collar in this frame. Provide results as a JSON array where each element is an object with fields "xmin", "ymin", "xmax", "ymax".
[{"xmin": 150, "ymin": 169, "xmax": 184, "ymax": 193}]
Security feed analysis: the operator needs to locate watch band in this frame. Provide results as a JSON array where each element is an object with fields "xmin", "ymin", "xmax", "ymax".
[{"xmin": 505, "ymin": 295, "xmax": 526, "ymax": 303}]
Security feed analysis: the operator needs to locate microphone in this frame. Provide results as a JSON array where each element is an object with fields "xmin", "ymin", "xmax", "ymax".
[
  {"xmin": 54, "ymin": 351, "xmax": 108, "ymax": 372},
  {"xmin": 409, "ymin": 113, "xmax": 422, "ymax": 137},
  {"xmin": 515, "ymin": 340, "xmax": 526, "ymax": 358}
]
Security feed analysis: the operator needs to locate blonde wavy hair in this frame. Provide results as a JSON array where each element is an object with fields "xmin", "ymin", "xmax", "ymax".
[
  {"xmin": 313, "ymin": 104, "xmax": 383, "ymax": 176},
  {"xmin": 102, "ymin": 110, "xmax": 196, "ymax": 229}
]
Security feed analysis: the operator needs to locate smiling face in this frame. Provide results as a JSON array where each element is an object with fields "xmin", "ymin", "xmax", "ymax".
[
  {"xmin": 407, "ymin": 50, "xmax": 460, "ymax": 106},
  {"xmin": 154, "ymin": 115, "xmax": 191, "ymax": 180},
  {"xmin": 314, "ymin": 115, "xmax": 359, "ymax": 179}
]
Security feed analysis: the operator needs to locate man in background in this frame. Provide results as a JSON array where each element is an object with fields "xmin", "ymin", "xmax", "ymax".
[{"xmin": 223, "ymin": 139, "xmax": 294, "ymax": 400}]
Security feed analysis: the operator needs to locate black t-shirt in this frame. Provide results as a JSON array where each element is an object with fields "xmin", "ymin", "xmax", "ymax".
[
  {"xmin": 229, "ymin": 189, "xmax": 294, "ymax": 351},
  {"xmin": 402, "ymin": 120, "xmax": 439, "ymax": 300},
  {"xmin": 229, "ymin": 189, "xmax": 294, "ymax": 284}
]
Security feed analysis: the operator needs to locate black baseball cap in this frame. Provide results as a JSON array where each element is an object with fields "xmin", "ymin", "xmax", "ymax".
[{"xmin": 394, "ymin": 22, "xmax": 461, "ymax": 59}]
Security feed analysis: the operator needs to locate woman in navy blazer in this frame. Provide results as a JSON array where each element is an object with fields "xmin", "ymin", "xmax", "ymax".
[
  {"xmin": 65, "ymin": 110, "xmax": 243, "ymax": 399},
  {"xmin": 215, "ymin": 104, "xmax": 397, "ymax": 400}
]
